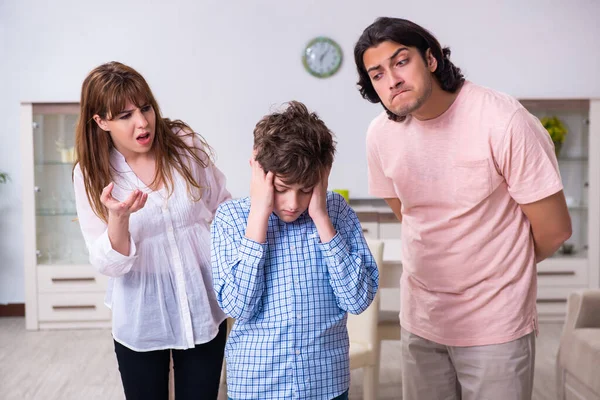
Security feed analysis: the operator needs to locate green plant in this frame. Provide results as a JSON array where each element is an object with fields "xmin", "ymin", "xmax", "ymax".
[
  {"xmin": 0, "ymin": 171, "xmax": 9, "ymax": 184},
  {"xmin": 541, "ymin": 116, "xmax": 568, "ymax": 144}
]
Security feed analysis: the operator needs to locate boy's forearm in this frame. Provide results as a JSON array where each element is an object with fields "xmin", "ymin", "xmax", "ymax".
[
  {"xmin": 245, "ymin": 208, "xmax": 270, "ymax": 243},
  {"xmin": 320, "ymin": 210, "xmax": 379, "ymax": 314},
  {"xmin": 313, "ymin": 215, "xmax": 336, "ymax": 243},
  {"xmin": 214, "ymin": 237, "xmax": 267, "ymax": 321},
  {"xmin": 324, "ymin": 239, "xmax": 378, "ymax": 314}
]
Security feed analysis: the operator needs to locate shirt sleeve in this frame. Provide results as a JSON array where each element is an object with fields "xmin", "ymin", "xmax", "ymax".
[
  {"xmin": 210, "ymin": 202, "xmax": 266, "ymax": 321},
  {"xmin": 203, "ymin": 162, "xmax": 232, "ymax": 216},
  {"xmin": 320, "ymin": 194, "xmax": 380, "ymax": 314},
  {"xmin": 496, "ymin": 108, "xmax": 564, "ymax": 204},
  {"xmin": 73, "ymin": 164, "xmax": 137, "ymax": 277},
  {"xmin": 189, "ymin": 133, "xmax": 232, "ymax": 216},
  {"xmin": 366, "ymin": 122, "xmax": 397, "ymax": 198}
]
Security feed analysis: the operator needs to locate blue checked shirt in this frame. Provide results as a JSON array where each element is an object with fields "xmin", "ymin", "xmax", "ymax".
[{"xmin": 211, "ymin": 192, "xmax": 379, "ymax": 400}]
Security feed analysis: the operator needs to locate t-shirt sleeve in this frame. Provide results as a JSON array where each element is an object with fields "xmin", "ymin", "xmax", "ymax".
[
  {"xmin": 366, "ymin": 121, "xmax": 397, "ymax": 198},
  {"xmin": 497, "ymin": 108, "xmax": 564, "ymax": 204}
]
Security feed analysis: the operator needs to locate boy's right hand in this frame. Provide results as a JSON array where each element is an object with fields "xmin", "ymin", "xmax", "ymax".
[
  {"xmin": 249, "ymin": 155, "xmax": 274, "ymax": 217},
  {"xmin": 101, "ymin": 182, "xmax": 148, "ymax": 220}
]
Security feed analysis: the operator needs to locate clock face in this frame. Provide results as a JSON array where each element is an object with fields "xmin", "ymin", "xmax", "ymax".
[{"xmin": 302, "ymin": 37, "xmax": 343, "ymax": 78}]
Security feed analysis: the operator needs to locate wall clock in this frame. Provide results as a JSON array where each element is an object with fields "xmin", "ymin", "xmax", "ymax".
[{"xmin": 302, "ymin": 37, "xmax": 343, "ymax": 78}]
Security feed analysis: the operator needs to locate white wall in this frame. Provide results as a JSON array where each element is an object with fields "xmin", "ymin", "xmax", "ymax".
[{"xmin": 1, "ymin": 0, "xmax": 599, "ymax": 303}]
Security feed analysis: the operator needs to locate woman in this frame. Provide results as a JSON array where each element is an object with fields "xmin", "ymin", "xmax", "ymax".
[{"xmin": 73, "ymin": 61, "xmax": 230, "ymax": 399}]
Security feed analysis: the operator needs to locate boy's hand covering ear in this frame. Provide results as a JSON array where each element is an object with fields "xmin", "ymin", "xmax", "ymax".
[
  {"xmin": 308, "ymin": 167, "xmax": 330, "ymax": 221},
  {"xmin": 249, "ymin": 153, "xmax": 274, "ymax": 217}
]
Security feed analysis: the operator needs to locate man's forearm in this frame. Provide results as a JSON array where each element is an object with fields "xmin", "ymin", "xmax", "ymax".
[{"xmin": 532, "ymin": 230, "xmax": 571, "ymax": 263}]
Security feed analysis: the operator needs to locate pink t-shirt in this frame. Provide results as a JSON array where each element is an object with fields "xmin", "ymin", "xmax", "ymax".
[{"xmin": 366, "ymin": 81, "xmax": 563, "ymax": 346}]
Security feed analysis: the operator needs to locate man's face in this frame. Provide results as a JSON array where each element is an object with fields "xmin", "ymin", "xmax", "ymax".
[{"xmin": 363, "ymin": 41, "xmax": 436, "ymax": 118}]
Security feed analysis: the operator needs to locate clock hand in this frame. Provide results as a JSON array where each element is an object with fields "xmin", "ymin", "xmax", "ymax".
[{"xmin": 319, "ymin": 49, "xmax": 329, "ymax": 63}]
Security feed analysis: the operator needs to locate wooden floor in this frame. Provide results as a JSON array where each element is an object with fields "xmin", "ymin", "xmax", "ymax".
[{"xmin": 0, "ymin": 317, "xmax": 562, "ymax": 400}]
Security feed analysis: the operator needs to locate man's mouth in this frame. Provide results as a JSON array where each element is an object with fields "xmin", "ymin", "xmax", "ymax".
[{"xmin": 391, "ymin": 89, "xmax": 408, "ymax": 101}]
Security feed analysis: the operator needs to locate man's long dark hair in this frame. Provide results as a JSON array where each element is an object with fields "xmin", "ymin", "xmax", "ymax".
[{"xmin": 354, "ymin": 17, "xmax": 465, "ymax": 121}]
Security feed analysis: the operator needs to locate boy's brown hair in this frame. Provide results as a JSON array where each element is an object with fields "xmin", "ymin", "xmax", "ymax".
[{"xmin": 253, "ymin": 101, "xmax": 336, "ymax": 188}]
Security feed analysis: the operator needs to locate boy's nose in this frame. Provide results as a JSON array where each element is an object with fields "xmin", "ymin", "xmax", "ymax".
[{"xmin": 288, "ymin": 193, "xmax": 300, "ymax": 210}]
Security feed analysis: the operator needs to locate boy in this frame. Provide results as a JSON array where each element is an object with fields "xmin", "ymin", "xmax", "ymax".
[{"xmin": 211, "ymin": 101, "xmax": 379, "ymax": 400}]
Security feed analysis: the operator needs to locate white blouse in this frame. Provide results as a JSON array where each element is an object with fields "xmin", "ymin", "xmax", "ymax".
[{"xmin": 73, "ymin": 133, "xmax": 231, "ymax": 351}]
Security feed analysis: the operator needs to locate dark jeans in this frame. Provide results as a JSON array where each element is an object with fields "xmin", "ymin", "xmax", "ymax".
[
  {"xmin": 114, "ymin": 321, "xmax": 226, "ymax": 400},
  {"xmin": 334, "ymin": 391, "xmax": 349, "ymax": 400}
]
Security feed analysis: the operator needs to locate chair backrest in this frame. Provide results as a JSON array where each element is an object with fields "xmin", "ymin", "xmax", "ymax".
[{"xmin": 347, "ymin": 238, "xmax": 384, "ymax": 349}]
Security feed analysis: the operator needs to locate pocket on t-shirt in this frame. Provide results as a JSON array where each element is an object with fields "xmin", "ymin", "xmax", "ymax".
[{"xmin": 453, "ymin": 159, "xmax": 492, "ymax": 207}]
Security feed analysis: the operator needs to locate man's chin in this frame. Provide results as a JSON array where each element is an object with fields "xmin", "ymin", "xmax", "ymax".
[{"xmin": 389, "ymin": 101, "xmax": 421, "ymax": 118}]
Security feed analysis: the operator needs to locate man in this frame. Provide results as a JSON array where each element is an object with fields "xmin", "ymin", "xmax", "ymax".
[{"xmin": 353, "ymin": 17, "xmax": 572, "ymax": 399}]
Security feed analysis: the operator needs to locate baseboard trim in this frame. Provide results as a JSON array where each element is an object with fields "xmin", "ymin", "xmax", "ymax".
[{"xmin": 0, "ymin": 303, "xmax": 25, "ymax": 317}]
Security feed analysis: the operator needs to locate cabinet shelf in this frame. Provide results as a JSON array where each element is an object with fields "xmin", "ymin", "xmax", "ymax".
[
  {"xmin": 36, "ymin": 210, "xmax": 77, "ymax": 217},
  {"xmin": 558, "ymin": 156, "xmax": 588, "ymax": 162},
  {"xmin": 568, "ymin": 206, "xmax": 588, "ymax": 211},
  {"xmin": 35, "ymin": 161, "xmax": 74, "ymax": 166}
]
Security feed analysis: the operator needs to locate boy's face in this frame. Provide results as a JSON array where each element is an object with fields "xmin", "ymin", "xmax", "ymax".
[{"xmin": 272, "ymin": 176, "xmax": 314, "ymax": 223}]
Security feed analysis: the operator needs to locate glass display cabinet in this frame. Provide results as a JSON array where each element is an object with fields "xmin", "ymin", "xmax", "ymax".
[{"xmin": 21, "ymin": 103, "xmax": 110, "ymax": 330}]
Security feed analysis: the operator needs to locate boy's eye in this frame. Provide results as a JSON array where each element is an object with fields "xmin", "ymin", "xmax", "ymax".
[
  {"xmin": 301, "ymin": 188, "xmax": 314, "ymax": 194},
  {"xmin": 274, "ymin": 188, "xmax": 287, "ymax": 193}
]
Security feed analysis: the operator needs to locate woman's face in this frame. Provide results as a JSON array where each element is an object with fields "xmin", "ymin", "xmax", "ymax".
[{"xmin": 94, "ymin": 102, "xmax": 156, "ymax": 159}]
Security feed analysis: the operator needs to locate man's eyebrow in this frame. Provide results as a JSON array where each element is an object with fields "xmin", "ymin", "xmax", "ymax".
[{"xmin": 366, "ymin": 47, "xmax": 409, "ymax": 73}]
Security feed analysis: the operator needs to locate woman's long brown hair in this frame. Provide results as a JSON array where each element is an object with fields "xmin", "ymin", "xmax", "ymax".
[{"xmin": 73, "ymin": 61, "xmax": 213, "ymax": 223}]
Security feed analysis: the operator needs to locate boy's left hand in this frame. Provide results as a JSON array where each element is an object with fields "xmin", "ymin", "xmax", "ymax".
[{"xmin": 308, "ymin": 167, "xmax": 330, "ymax": 221}]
